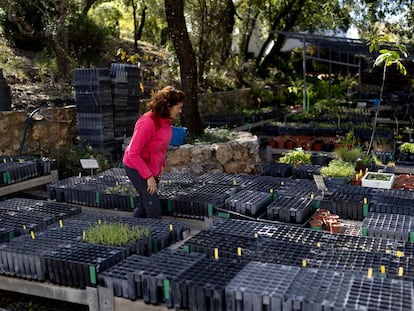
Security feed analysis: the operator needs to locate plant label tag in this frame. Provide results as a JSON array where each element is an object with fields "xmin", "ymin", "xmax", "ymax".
[
  {"xmin": 80, "ymin": 159, "xmax": 99, "ymax": 169},
  {"xmin": 313, "ymin": 174, "xmax": 327, "ymax": 191}
]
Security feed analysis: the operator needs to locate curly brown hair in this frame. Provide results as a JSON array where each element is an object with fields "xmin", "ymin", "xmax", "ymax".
[{"xmin": 148, "ymin": 85, "xmax": 185, "ymax": 118}]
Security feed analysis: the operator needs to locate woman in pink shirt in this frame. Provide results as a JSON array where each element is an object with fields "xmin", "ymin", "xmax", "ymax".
[{"xmin": 123, "ymin": 86, "xmax": 185, "ymax": 218}]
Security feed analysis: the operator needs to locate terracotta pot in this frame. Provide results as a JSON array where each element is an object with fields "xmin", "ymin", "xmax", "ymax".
[
  {"xmin": 309, "ymin": 219, "xmax": 324, "ymax": 230},
  {"xmin": 315, "ymin": 209, "xmax": 330, "ymax": 217},
  {"xmin": 313, "ymin": 142, "xmax": 324, "ymax": 151},
  {"xmin": 268, "ymin": 139, "xmax": 277, "ymax": 148},
  {"xmin": 285, "ymin": 140, "xmax": 296, "ymax": 150},
  {"xmin": 276, "ymin": 140, "xmax": 285, "ymax": 149},
  {"xmin": 330, "ymin": 222, "xmax": 345, "ymax": 234}
]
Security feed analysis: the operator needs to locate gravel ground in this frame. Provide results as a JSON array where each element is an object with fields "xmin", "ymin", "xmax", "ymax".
[{"xmin": 0, "ymin": 290, "xmax": 88, "ymax": 311}]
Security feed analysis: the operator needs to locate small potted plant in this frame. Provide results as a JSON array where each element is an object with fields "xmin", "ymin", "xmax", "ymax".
[
  {"xmin": 320, "ymin": 159, "xmax": 356, "ymax": 185},
  {"xmin": 334, "ymin": 146, "xmax": 362, "ymax": 163},
  {"xmin": 278, "ymin": 147, "xmax": 312, "ymax": 168},
  {"xmin": 398, "ymin": 142, "xmax": 414, "ymax": 163}
]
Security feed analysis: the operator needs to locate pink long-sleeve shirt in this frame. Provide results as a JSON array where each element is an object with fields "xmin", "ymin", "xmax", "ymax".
[{"xmin": 123, "ymin": 111, "xmax": 172, "ymax": 180}]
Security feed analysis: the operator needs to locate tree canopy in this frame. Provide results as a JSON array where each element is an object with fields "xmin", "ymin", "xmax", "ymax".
[{"xmin": 0, "ymin": 0, "xmax": 412, "ymax": 135}]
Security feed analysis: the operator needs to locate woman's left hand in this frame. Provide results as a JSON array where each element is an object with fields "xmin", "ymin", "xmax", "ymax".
[{"xmin": 146, "ymin": 176, "xmax": 158, "ymax": 195}]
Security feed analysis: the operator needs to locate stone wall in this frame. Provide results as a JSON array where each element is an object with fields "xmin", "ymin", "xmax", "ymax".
[
  {"xmin": 0, "ymin": 106, "xmax": 77, "ymax": 156},
  {"xmin": 164, "ymin": 131, "xmax": 262, "ymax": 176}
]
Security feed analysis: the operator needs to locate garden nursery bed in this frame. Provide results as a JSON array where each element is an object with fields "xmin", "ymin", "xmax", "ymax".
[{"xmin": 1, "ymin": 164, "xmax": 414, "ymax": 310}]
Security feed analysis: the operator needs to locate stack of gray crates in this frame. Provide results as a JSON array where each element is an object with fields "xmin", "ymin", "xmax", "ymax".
[
  {"xmin": 110, "ymin": 63, "xmax": 141, "ymax": 138},
  {"xmin": 73, "ymin": 68, "xmax": 115, "ymax": 151}
]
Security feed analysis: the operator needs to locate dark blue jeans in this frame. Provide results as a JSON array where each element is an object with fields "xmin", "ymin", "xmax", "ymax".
[{"xmin": 123, "ymin": 163, "xmax": 161, "ymax": 219}]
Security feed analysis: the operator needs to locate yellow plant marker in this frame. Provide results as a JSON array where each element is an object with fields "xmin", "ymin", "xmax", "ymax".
[
  {"xmin": 98, "ymin": 219, "xmax": 102, "ymax": 225},
  {"xmin": 31, "ymin": 231, "xmax": 35, "ymax": 240},
  {"xmin": 380, "ymin": 265, "xmax": 386, "ymax": 274},
  {"xmin": 302, "ymin": 259, "xmax": 307, "ymax": 267},
  {"xmin": 316, "ymin": 242, "xmax": 321, "ymax": 248},
  {"xmin": 233, "ymin": 179, "xmax": 237, "ymax": 186},
  {"xmin": 396, "ymin": 251, "xmax": 404, "ymax": 258},
  {"xmin": 363, "ymin": 197, "xmax": 368, "ymax": 204},
  {"xmin": 82, "ymin": 230, "xmax": 86, "ymax": 240},
  {"xmin": 214, "ymin": 248, "xmax": 219, "ymax": 259},
  {"xmin": 270, "ymin": 189, "xmax": 273, "ymax": 194},
  {"xmin": 23, "ymin": 224, "xmax": 26, "ymax": 230},
  {"xmin": 237, "ymin": 247, "xmax": 242, "ymax": 256},
  {"xmin": 169, "ymin": 224, "xmax": 173, "ymax": 231},
  {"xmin": 367, "ymin": 268, "xmax": 373, "ymax": 278},
  {"xmin": 398, "ymin": 267, "xmax": 404, "ymax": 277},
  {"xmin": 59, "ymin": 219, "xmax": 63, "ymax": 228}
]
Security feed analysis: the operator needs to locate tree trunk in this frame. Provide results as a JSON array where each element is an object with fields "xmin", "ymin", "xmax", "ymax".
[
  {"xmin": 165, "ymin": 0, "xmax": 204, "ymax": 137},
  {"xmin": 220, "ymin": 0, "xmax": 236, "ymax": 62},
  {"xmin": 82, "ymin": 0, "xmax": 98, "ymax": 16},
  {"xmin": 131, "ymin": 0, "xmax": 138, "ymax": 51},
  {"xmin": 256, "ymin": 0, "xmax": 304, "ymax": 76},
  {"xmin": 136, "ymin": 6, "xmax": 147, "ymax": 41}
]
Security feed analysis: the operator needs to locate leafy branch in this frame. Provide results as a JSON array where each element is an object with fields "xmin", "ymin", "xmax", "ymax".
[{"xmin": 367, "ymin": 35, "xmax": 408, "ymax": 154}]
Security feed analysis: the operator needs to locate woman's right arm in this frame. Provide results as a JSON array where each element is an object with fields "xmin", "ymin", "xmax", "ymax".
[{"xmin": 126, "ymin": 117, "xmax": 154, "ymax": 179}]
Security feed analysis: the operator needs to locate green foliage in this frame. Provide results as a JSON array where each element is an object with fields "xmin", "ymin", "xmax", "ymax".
[
  {"xmin": 279, "ymin": 147, "xmax": 312, "ymax": 167},
  {"xmin": 0, "ymin": 2, "xmax": 47, "ymax": 51},
  {"xmin": 286, "ymin": 77, "xmax": 307, "ymax": 105},
  {"xmin": 49, "ymin": 142, "xmax": 118, "ymax": 179},
  {"xmin": 88, "ymin": 2, "xmax": 122, "ymax": 37},
  {"xmin": 186, "ymin": 127, "xmax": 239, "ymax": 144},
  {"xmin": 366, "ymin": 34, "xmax": 408, "ymax": 154},
  {"xmin": 33, "ymin": 48, "xmax": 59, "ymax": 82},
  {"xmin": 105, "ymin": 183, "xmax": 137, "ymax": 196},
  {"xmin": 68, "ymin": 14, "xmax": 111, "ymax": 67},
  {"xmin": 400, "ymin": 142, "xmax": 414, "ymax": 154},
  {"xmin": 85, "ymin": 222, "xmax": 150, "ymax": 246},
  {"xmin": 334, "ymin": 146, "xmax": 362, "ymax": 163},
  {"xmin": 314, "ymin": 98, "xmax": 341, "ymax": 112},
  {"xmin": 320, "ymin": 159, "xmax": 356, "ymax": 178}
]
